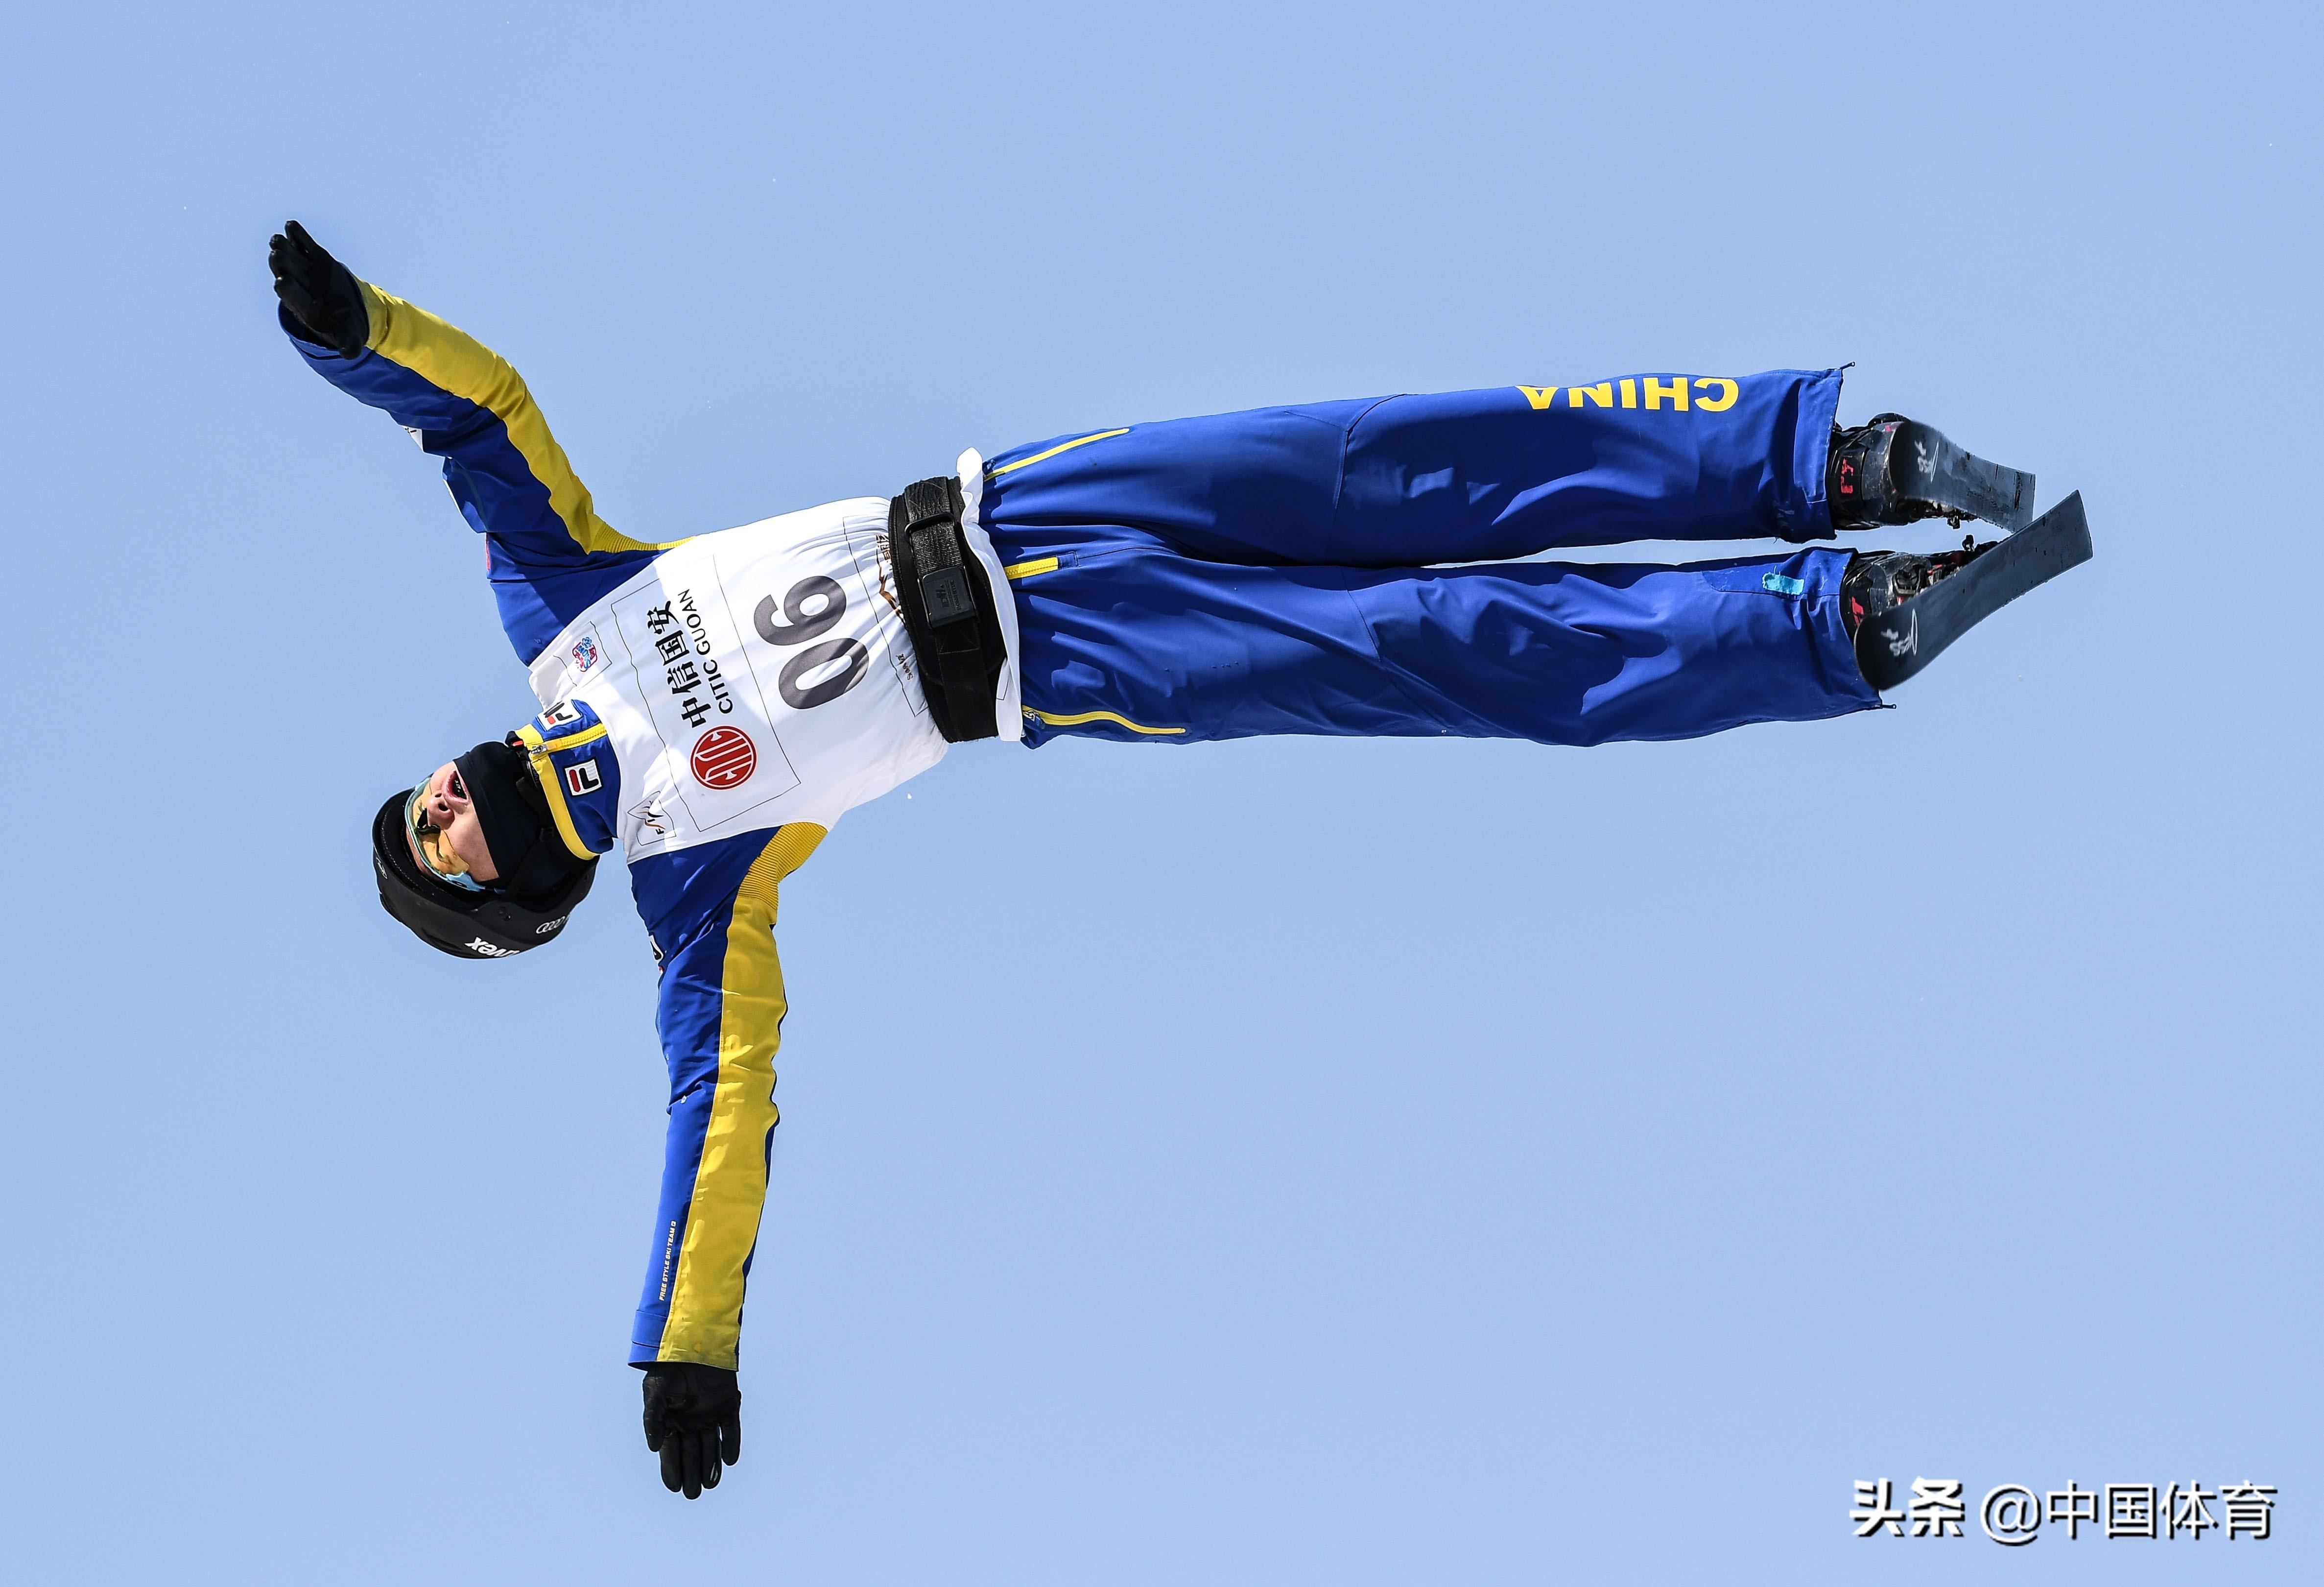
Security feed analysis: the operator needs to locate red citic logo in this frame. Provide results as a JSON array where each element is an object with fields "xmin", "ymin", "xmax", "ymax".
[{"xmin": 689, "ymin": 726, "xmax": 757, "ymax": 790}]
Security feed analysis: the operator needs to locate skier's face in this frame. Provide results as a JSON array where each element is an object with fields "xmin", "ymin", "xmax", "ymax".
[{"xmin": 409, "ymin": 762, "xmax": 500, "ymax": 885}]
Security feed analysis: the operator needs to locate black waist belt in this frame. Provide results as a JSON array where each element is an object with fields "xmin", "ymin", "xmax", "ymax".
[{"xmin": 890, "ymin": 475, "xmax": 1007, "ymax": 743}]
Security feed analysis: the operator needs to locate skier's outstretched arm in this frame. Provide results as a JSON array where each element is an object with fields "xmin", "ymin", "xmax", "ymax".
[
  {"xmin": 268, "ymin": 222, "xmax": 674, "ymax": 663},
  {"xmin": 627, "ymin": 823, "xmax": 825, "ymax": 1497}
]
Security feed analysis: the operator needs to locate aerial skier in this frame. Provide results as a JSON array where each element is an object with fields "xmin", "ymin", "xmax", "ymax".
[{"xmin": 269, "ymin": 222, "xmax": 2089, "ymax": 1499}]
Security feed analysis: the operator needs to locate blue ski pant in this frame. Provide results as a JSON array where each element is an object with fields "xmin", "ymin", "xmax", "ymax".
[{"xmin": 981, "ymin": 370, "xmax": 1881, "ymax": 747}]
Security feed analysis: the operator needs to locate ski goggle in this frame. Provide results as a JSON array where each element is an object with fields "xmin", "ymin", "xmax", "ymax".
[{"xmin": 403, "ymin": 776, "xmax": 487, "ymax": 893}]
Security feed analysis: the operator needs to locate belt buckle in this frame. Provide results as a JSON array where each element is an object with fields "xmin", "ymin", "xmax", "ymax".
[{"xmin": 918, "ymin": 564, "xmax": 975, "ymax": 626}]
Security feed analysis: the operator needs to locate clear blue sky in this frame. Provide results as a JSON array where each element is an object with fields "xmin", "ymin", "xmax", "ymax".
[{"xmin": 1, "ymin": 2, "xmax": 2316, "ymax": 1582}]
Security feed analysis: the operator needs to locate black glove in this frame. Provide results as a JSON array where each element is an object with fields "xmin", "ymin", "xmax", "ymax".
[
  {"xmin": 268, "ymin": 220, "xmax": 368, "ymax": 357},
  {"xmin": 640, "ymin": 1362, "xmax": 741, "ymax": 1499}
]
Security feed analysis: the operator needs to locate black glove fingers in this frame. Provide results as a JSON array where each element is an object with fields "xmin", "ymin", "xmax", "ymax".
[
  {"xmin": 267, "ymin": 220, "xmax": 365, "ymax": 355},
  {"xmin": 284, "ymin": 219, "xmax": 328, "ymax": 264},
  {"xmin": 279, "ymin": 227, "xmax": 326, "ymax": 291},
  {"xmin": 642, "ymin": 1370, "xmax": 671, "ymax": 1449},
  {"xmin": 268, "ymin": 235, "xmax": 314, "ymax": 302},
  {"xmin": 640, "ymin": 1362, "xmax": 739, "ymax": 1496}
]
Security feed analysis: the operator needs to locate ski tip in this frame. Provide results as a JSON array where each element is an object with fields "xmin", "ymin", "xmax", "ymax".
[
  {"xmin": 2021, "ymin": 490, "xmax": 2093, "ymax": 563},
  {"xmin": 1914, "ymin": 422, "xmax": 2036, "ymax": 532},
  {"xmin": 1968, "ymin": 463, "xmax": 2035, "ymax": 533}
]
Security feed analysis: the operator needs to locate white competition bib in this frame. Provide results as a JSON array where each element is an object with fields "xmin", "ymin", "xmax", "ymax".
[{"xmin": 527, "ymin": 499, "xmax": 949, "ymax": 859}]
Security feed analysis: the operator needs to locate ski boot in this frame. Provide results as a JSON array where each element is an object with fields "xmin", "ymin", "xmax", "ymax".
[
  {"xmin": 1827, "ymin": 414, "xmax": 2036, "ymax": 534},
  {"xmin": 1843, "ymin": 492, "xmax": 2094, "ymax": 690},
  {"xmin": 1845, "ymin": 540, "xmax": 1990, "ymax": 641}
]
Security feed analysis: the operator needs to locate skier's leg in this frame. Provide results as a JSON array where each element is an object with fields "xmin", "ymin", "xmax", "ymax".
[
  {"xmin": 1346, "ymin": 548, "xmax": 1878, "ymax": 742},
  {"xmin": 1332, "ymin": 375, "xmax": 1846, "ymax": 558},
  {"xmin": 1000, "ymin": 532, "xmax": 1876, "ymax": 747},
  {"xmin": 978, "ymin": 371, "xmax": 1844, "ymax": 570}
]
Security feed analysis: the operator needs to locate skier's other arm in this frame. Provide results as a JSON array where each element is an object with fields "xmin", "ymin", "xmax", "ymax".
[
  {"xmin": 268, "ymin": 222, "xmax": 673, "ymax": 664},
  {"xmin": 629, "ymin": 822, "xmax": 825, "ymax": 1497}
]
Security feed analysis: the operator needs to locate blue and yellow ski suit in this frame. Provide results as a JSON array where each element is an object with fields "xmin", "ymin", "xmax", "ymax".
[{"xmin": 288, "ymin": 291, "xmax": 1874, "ymax": 1373}]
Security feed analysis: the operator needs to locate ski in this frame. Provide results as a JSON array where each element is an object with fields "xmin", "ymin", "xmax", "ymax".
[
  {"xmin": 1856, "ymin": 491, "xmax": 2092, "ymax": 691},
  {"xmin": 1897, "ymin": 418, "xmax": 2037, "ymax": 532}
]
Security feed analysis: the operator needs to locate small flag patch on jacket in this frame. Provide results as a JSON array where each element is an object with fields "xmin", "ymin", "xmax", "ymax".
[{"xmin": 565, "ymin": 758, "xmax": 603, "ymax": 796}]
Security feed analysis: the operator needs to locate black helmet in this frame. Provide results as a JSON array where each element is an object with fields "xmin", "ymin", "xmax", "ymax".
[{"xmin": 371, "ymin": 738, "xmax": 598, "ymax": 959}]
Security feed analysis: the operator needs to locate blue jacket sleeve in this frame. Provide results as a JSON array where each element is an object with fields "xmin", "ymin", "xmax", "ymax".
[
  {"xmin": 282, "ymin": 283, "xmax": 676, "ymax": 664},
  {"xmin": 626, "ymin": 824, "xmax": 827, "ymax": 1370}
]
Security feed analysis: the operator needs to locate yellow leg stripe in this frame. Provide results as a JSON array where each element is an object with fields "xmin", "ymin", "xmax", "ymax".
[
  {"xmin": 986, "ymin": 429, "xmax": 1130, "ymax": 478},
  {"xmin": 358, "ymin": 281, "xmax": 682, "ymax": 557},
  {"xmin": 658, "ymin": 824, "xmax": 826, "ymax": 1369},
  {"xmin": 1026, "ymin": 707, "xmax": 1186, "ymax": 736},
  {"xmin": 1003, "ymin": 556, "xmax": 1061, "ymax": 580}
]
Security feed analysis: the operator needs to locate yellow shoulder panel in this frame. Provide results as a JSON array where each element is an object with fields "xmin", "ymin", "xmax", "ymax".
[{"xmin": 512, "ymin": 721, "xmax": 610, "ymax": 860}]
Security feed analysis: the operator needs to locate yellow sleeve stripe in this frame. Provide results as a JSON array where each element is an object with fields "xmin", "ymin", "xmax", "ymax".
[
  {"xmin": 512, "ymin": 721, "xmax": 611, "ymax": 859},
  {"xmin": 986, "ymin": 429, "xmax": 1130, "ymax": 479},
  {"xmin": 1025, "ymin": 707, "xmax": 1186, "ymax": 736},
  {"xmin": 1003, "ymin": 556, "xmax": 1060, "ymax": 580},
  {"xmin": 657, "ymin": 823, "xmax": 827, "ymax": 1370},
  {"xmin": 357, "ymin": 281, "xmax": 681, "ymax": 557}
]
